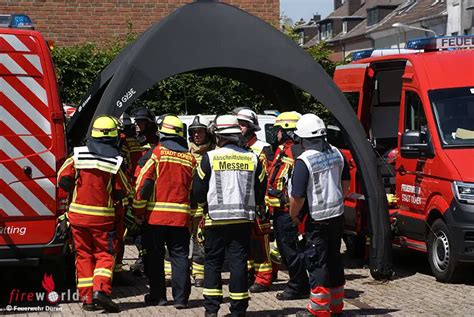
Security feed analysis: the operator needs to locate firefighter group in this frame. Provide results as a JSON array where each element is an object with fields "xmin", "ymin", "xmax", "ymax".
[{"xmin": 57, "ymin": 107, "xmax": 350, "ymax": 317}]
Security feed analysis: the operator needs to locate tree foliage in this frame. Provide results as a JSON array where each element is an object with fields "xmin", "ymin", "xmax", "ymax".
[{"xmin": 52, "ymin": 23, "xmax": 340, "ymax": 120}]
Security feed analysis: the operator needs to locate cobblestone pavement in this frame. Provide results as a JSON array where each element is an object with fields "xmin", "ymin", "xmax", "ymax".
[{"xmin": 1, "ymin": 244, "xmax": 473, "ymax": 316}]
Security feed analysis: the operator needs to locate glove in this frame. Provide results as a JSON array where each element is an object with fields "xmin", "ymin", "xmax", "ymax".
[
  {"xmin": 56, "ymin": 214, "xmax": 69, "ymax": 240},
  {"xmin": 124, "ymin": 208, "xmax": 140, "ymax": 234}
]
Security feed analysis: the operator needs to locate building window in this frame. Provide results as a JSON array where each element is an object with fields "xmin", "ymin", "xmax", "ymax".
[
  {"xmin": 320, "ymin": 23, "xmax": 332, "ymax": 39},
  {"xmin": 367, "ymin": 9, "xmax": 378, "ymax": 26},
  {"xmin": 343, "ymin": 21, "xmax": 348, "ymax": 34}
]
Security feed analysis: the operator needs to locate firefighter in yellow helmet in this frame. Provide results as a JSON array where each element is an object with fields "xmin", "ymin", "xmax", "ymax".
[
  {"xmin": 134, "ymin": 115, "xmax": 196, "ymax": 308},
  {"xmin": 57, "ymin": 115, "xmax": 131, "ymax": 312}
]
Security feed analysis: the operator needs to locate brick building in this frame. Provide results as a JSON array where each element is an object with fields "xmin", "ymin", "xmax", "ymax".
[{"xmin": 0, "ymin": 0, "xmax": 280, "ymax": 46}]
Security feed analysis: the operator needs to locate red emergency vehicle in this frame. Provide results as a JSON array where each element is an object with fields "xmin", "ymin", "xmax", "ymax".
[
  {"xmin": 0, "ymin": 28, "xmax": 68, "ymax": 268},
  {"xmin": 333, "ymin": 36, "xmax": 474, "ymax": 282}
]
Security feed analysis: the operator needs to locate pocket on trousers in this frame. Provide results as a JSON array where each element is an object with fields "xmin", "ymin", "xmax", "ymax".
[
  {"xmin": 107, "ymin": 230, "xmax": 118, "ymax": 255},
  {"xmin": 304, "ymin": 244, "xmax": 319, "ymax": 272}
]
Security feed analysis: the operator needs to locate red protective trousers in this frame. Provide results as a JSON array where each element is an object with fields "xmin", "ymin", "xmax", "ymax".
[
  {"xmin": 249, "ymin": 232, "xmax": 273, "ymax": 287},
  {"xmin": 72, "ymin": 224, "xmax": 117, "ymax": 304}
]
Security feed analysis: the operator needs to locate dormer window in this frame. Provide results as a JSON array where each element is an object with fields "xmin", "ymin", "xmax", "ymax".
[
  {"xmin": 320, "ymin": 22, "xmax": 333, "ymax": 39},
  {"xmin": 367, "ymin": 8, "xmax": 378, "ymax": 26}
]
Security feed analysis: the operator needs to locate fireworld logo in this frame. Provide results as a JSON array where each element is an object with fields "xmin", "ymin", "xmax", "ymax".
[{"xmin": 8, "ymin": 273, "xmax": 79, "ymax": 306}]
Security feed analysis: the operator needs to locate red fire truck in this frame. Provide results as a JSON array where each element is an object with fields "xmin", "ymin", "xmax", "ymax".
[
  {"xmin": 0, "ymin": 26, "xmax": 68, "ymax": 270},
  {"xmin": 333, "ymin": 36, "xmax": 474, "ymax": 282}
]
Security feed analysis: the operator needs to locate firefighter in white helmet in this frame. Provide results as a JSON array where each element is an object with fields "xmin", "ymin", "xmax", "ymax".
[
  {"xmin": 289, "ymin": 114, "xmax": 350, "ymax": 317},
  {"xmin": 188, "ymin": 114, "xmax": 216, "ymax": 287},
  {"xmin": 236, "ymin": 108, "xmax": 274, "ymax": 293},
  {"xmin": 192, "ymin": 114, "xmax": 267, "ymax": 316}
]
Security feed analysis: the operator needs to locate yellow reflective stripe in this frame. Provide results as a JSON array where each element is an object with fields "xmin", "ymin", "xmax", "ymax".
[
  {"xmin": 282, "ymin": 157, "xmax": 294, "ymax": 164},
  {"xmin": 77, "ymin": 277, "xmax": 93, "ymax": 288},
  {"xmin": 69, "ymin": 203, "xmax": 115, "ymax": 217},
  {"xmin": 205, "ymin": 216, "xmax": 251, "ymax": 227},
  {"xmin": 229, "ymin": 292, "xmax": 249, "ymax": 300},
  {"xmin": 255, "ymin": 263, "xmax": 272, "ymax": 272},
  {"xmin": 118, "ymin": 169, "xmax": 132, "ymax": 193},
  {"xmin": 93, "ymin": 268, "xmax": 113, "ymax": 278},
  {"xmin": 58, "ymin": 157, "xmax": 75, "ymax": 179},
  {"xmin": 133, "ymin": 199, "xmax": 147, "ymax": 209},
  {"xmin": 258, "ymin": 165, "xmax": 266, "ymax": 182},
  {"xmin": 147, "ymin": 202, "xmax": 190, "ymax": 213},
  {"xmin": 203, "ymin": 288, "xmax": 223, "ymax": 296},
  {"xmin": 160, "ymin": 156, "xmax": 194, "ymax": 168},
  {"xmin": 197, "ymin": 164, "xmax": 206, "ymax": 180},
  {"xmin": 135, "ymin": 158, "xmax": 156, "ymax": 192},
  {"xmin": 265, "ymin": 196, "xmax": 280, "ymax": 207}
]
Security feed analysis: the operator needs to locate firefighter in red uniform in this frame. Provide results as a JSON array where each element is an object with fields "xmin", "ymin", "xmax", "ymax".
[
  {"xmin": 265, "ymin": 112, "xmax": 310, "ymax": 300},
  {"xmin": 133, "ymin": 115, "xmax": 196, "ymax": 308},
  {"xmin": 236, "ymin": 108, "xmax": 274, "ymax": 293},
  {"xmin": 57, "ymin": 116, "xmax": 131, "ymax": 312}
]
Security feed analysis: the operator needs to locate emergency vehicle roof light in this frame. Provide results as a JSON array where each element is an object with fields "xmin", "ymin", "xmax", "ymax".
[
  {"xmin": 351, "ymin": 49, "xmax": 374, "ymax": 61},
  {"xmin": 406, "ymin": 35, "xmax": 474, "ymax": 51},
  {"xmin": 0, "ymin": 14, "xmax": 34, "ymax": 29}
]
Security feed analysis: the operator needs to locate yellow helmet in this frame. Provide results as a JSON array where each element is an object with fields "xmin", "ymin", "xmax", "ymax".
[
  {"xmin": 159, "ymin": 115, "xmax": 184, "ymax": 137},
  {"xmin": 91, "ymin": 115, "xmax": 118, "ymax": 138},
  {"xmin": 274, "ymin": 112, "xmax": 301, "ymax": 130}
]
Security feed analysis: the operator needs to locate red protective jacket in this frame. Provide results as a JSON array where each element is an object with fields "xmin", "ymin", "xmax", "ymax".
[
  {"xmin": 265, "ymin": 139, "xmax": 297, "ymax": 213},
  {"xmin": 58, "ymin": 155, "xmax": 131, "ymax": 228},
  {"xmin": 133, "ymin": 145, "xmax": 196, "ymax": 227}
]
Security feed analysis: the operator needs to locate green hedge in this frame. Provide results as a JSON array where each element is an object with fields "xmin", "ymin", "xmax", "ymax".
[{"xmin": 52, "ymin": 33, "xmax": 340, "ymax": 122}]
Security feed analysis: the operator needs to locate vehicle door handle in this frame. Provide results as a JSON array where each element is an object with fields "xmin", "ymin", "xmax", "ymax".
[
  {"xmin": 397, "ymin": 165, "xmax": 407, "ymax": 176},
  {"xmin": 23, "ymin": 166, "xmax": 32, "ymax": 178}
]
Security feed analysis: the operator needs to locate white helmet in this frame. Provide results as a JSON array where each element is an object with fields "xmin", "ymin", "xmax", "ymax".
[
  {"xmin": 236, "ymin": 109, "xmax": 261, "ymax": 131},
  {"xmin": 294, "ymin": 113, "xmax": 327, "ymax": 138},
  {"xmin": 214, "ymin": 115, "xmax": 242, "ymax": 135},
  {"xmin": 189, "ymin": 114, "xmax": 210, "ymax": 130}
]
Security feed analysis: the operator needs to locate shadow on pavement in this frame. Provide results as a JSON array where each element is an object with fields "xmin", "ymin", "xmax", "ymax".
[
  {"xmin": 244, "ymin": 307, "xmax": 302, "ymax": 316},
  {"xmin": 342, "ymin": 308, "xmax": 399, "ymax": 316},
  {"xmin": 344, "ymin": 288, "xmax": 363, "ymax": 299}
]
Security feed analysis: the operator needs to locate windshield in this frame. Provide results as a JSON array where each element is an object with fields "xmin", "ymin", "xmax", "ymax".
[{"xmin": 430, "ymin": 87, "xmax": 474, "ymax": 147}]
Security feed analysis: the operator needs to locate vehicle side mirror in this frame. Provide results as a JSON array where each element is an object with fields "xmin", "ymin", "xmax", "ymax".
[{"xmin": 400, "ymin": 130, "xmax": 434, "ymax": 159}]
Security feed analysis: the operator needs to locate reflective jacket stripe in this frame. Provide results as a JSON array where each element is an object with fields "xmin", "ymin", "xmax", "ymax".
[
  {"xmin": 160, "ymin": 155, "xmax": 195, "ymax": 168},
  {"xmin": 147, "ymin": 201, "xmax": 190, "ymax": 213}
]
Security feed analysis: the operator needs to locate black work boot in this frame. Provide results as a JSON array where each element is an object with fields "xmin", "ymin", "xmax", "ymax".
[
  {"xmin": 82, "ymin": 303, "xmax": 98, "ymax": 311},
  {"xmin": 249, "ymin": 283, "xmax": 269, "ymax": 293},
  {"xmin": 92, "ymin": 291, "xmax": 120, "ymax": 313}
]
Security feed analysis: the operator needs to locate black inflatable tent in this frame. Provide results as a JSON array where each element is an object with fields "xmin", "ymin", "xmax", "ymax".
[{"xmin": 67, "ymin": 0, "xmax": 392, "ymax": 279}]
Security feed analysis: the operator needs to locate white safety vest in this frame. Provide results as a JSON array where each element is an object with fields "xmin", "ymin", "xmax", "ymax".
[
  {"xmin": 207, "ymin": 144, "xmax": 258, "ymax": 221},
  {"xmin": 73, "ymin": 146, "xmax": 123, "ymax": 174},
  {"xmin": 249, "ymin": 139, "xmax": 270, "ymax": 157},
  {"xmin": 297, "ymin": 145, "xmax": 344, "ymax": 221}
]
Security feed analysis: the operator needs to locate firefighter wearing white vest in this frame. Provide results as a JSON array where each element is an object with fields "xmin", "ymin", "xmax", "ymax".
[
  {"xmin": 289, "ymin": 114, "xmax": 350, "ymax": 317},
  {"xmin": 236, "ymin": 108, "xmax": 275, "ymax": 293},
  {"xmin": 192, "ymin": 114, "xmax": 267, "ymax": 317}
]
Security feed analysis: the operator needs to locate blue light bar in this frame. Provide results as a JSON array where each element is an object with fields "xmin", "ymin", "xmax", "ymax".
[
  {"xmin": 10, "ymin": 14, "xmax": 34, "ymax": 29},
  {"xmin": 406, "ymin": 35, "xmax": 474, "ymax": 51},
  {"xmin": 351, "ymin": 49, "xmax": 374, "ymax": 61}
]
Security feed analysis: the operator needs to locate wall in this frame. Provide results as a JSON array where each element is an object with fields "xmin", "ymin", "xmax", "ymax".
[{"xmin": 0, "ymin": 0, "xmax": 280, "ymax": 46}]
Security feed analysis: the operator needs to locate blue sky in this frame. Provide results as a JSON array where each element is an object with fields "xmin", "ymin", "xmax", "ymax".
[{"xmin": 280, "ymin": 0, "xmax": 333, "ymax": 23}]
